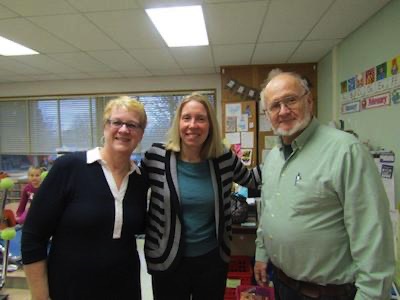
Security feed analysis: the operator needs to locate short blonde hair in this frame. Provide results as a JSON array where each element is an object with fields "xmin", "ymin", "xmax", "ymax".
[
  {"xmin": 103, "ymin": 96, "xmax": 147, "ymax": 129},
  {"xmin": 28, "ymin": 166, "xmax": 42, "ymax": 175},
  {"xmin": 166, "ymin": 92, "xmax": 225, "ymax": 159}
]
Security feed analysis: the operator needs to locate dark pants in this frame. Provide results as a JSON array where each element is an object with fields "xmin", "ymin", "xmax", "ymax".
[
  {"xmin": 273, "ymin": 275, "xmax": 356, "ymax": 300},
  {"xmin": 152, "ymin": 248, "xmax": 228, "ymax": 300}
]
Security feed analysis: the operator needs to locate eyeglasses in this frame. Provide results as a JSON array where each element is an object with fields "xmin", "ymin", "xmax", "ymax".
[
  {"xmin": 107, "ymin": 119, "xmax": 142, "ymax": 131},
  {"xmin": 266, "ymin": 91, "xmax": 309, "ymax": 114}
]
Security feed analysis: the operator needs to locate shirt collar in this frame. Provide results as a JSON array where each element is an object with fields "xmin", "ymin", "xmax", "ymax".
[
  {"xmin": 86, "ymin": 147, "xmax": 141, "ymax": 175},
  {"xmin": 277, "ymin": 117, "xmax": 319, "ymax": 151}
]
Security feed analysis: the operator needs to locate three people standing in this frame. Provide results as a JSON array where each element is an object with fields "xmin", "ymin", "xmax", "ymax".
[{"xmin": 21, "ymin": 84, "xmax": 395, "ymax": 300}]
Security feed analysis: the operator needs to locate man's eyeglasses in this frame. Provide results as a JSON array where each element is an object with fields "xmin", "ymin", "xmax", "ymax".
[
  {"xmin": 107, "ymin": 119, "xmax": 142, "ymax": 131},
  {"xmin": 266, "ymin": 91, "xmax": 309, "ymax": 114}
]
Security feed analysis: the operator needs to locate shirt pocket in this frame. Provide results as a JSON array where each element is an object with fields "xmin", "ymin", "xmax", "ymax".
[{"xmin": 289, "ymin": 177, "xmax": 336, "ymax": 214}]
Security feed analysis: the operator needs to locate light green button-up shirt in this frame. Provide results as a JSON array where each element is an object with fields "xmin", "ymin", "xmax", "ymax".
[{"xmin": 255, "ymin": 118, "xmax": 395, "ymax": 299}]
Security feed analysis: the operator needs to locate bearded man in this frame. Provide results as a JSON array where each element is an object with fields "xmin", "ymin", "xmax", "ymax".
[{"xmin": 254, "ymin": 71, "xmax": 394, "ymax": 300}]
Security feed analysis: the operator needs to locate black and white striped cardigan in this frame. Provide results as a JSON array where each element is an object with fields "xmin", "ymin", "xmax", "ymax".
[{"xmin": 142, "ymin": 143, "xmax": 262, "ymax": 274}]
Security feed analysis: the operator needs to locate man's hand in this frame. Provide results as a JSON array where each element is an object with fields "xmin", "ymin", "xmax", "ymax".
[{"xmin": 254, "ymin": 261, "xmax": 268, "ymax": 286}]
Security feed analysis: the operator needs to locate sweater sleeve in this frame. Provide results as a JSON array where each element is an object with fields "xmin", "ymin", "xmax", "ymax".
[
  {"xmin": 21, "ymin": 154, "xmax": 78, "ymax": 264},
  {"xmin": 231, "ymin": 151, "xmax": 262, "ymax": 188}
]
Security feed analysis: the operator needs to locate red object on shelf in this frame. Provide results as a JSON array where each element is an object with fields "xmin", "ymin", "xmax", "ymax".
[
  {"xmin": 224, "ymin": 256, "xmax": 253, "ymax": 300},
  {"xmin": 236, "ymin": 285, "xmax": 275, "ymax": 300}
]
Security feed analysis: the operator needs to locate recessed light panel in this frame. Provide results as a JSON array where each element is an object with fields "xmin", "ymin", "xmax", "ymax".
[
  {"xmin": 0, "ymin": 36, "xmax": 39, "ymax": 56},
  {"xmin": 146, "ymin": 5, "xmax": 209, "ymax": 47}
]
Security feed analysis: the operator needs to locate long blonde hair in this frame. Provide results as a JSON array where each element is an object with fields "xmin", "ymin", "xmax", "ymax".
[{"xmin": 166, "ymin": 92, "xmax": 225, "ymax": 159}]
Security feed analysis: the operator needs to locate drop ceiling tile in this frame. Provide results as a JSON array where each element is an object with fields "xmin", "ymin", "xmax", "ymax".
[
  {"xmin": 48, "ymin": 52, "xmax": 113, "ymax": 72},
  {"xmin": 252, "ymin": 41, "xmax": 300, "ymax": 64},
  {"xmin": 212, "ymin": 44, "xmax": 254, "ymax": 66},
  {"xmin": 85, "ymin": 72, "xmax": 125, "ymax": 79},
  {"xmin": 0, "ymin": 4, "xmax": 17, "ymax": 18},
  {"xmin": 0, "ymin": 18, "xmax": 78, "ymax": 53},
  {"xmin": 0, "ymin": 74, "xmax": 31, "ymax": 82},
  {"xmin": 0, "ymin": 57, "xmax": 49, "ymax": 75},
  {"xmin": 308, "ymin": 0, "xmax": 391, "ymax": 40},
  {"xmin": 57, "ymin": 73, "xmax": 92, "ymax": 80},
  {"xmin": 149, "ymin": 68, "xmax": 184, "ymax": 76},
  {"xmin": 170, "ymin": 46, "xmax": 213, "ymax": 68},
  {"xmin": 0, "ymin": 0, "xmax": 392, "ymax": 83},
  {"xmin": 119, "ymin": 70, "xmax": 152, "ymax": 77},
  {"xmin": 12, "ymin": 55, "xmax": 80, "ymax": 74},
  {"xmin": 24, "ymin": 74, "xmax": 63, "ymax": 81},
  {"xmin": 127, "ymin": 48, "xmax": 178, "ymax": 70},
  {"xmin": 86, "ymin": 9, "xmax": 165, "ymax": 49},
  {"xmin": 0, "ymin": 67, "xmax": 17, "ymax": 76},
  {"xmin": 28, "ymin": 14, "xmax": 120, "ymax": 51},
  {"xmin": 68, "ymin": 0, "xmax": 140, "ymax": 12},
  {"xmin": 0, "ymin": 0, "xmax": 76, "ymax": 16},
  {"xmin": 288, "ymin": 39, "xmax": 342, "ymax": 63},
  {"xmin": 87, "ymin": 50, "xmax": 145, "ymax": 71},
  {"xmin": 0, "ymin": 68, "xmax": 10, "ymax": 76},
  {"xmin": 259, "ymin": 0, "xmax": 332, "ymax": 42},
  {"xmin": 204, "ymin": 1, "xmax": 268, "ymax": 45},
  {"xmin": 183, "ymin": 67, "xmax": 217, "ymax": 75}
]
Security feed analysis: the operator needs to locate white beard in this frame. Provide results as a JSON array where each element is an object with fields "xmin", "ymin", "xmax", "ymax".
[{"xmin": 273, "ymin": 111, "xmax": 312, "ymax": 137}]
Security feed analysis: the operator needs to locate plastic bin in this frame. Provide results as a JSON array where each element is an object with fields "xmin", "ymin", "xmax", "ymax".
[
  {"xmin": 224, "ymin": 256, "xmax": 253, "ymax": 300},
  {"xmin": 236, "ymin": 285, "xmax": 275, "ymax": 300}
]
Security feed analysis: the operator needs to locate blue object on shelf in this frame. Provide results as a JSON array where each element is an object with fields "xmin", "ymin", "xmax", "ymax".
[{"xmin": 238, "ymin": 186, "xmax": 248, "ymax": 198}]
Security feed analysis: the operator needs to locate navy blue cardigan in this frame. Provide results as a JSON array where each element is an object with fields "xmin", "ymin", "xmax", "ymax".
[{"xmin": 22, "ymin": 152, "xmax": 148, "ymax": 299}]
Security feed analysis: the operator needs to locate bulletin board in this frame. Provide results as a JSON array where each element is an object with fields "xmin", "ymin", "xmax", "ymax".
[
  {"xmin": 222, "ymin": 100, "xmax": 257, "ymax": 168},
  {"xmin": 220, "ymin": 64, "xmax": 318, "ymax": 165},
  {"xmin": 257, "ymin": 106, "xmax": 275, "ymax": 164}
]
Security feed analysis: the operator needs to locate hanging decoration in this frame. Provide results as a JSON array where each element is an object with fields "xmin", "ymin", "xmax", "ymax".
[
  {"xmin": 225, "ymin": 79, "xmax": 237, "ymax": 90},
  {"xmin": 225, "ymin": 78, "xmax": 261, "ymax": 101}
]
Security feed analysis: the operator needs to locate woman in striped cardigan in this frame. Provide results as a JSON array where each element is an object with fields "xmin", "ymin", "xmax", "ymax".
[{"xmin": 142, "ymin": 92, "xmax": 261, "ymax": 300}]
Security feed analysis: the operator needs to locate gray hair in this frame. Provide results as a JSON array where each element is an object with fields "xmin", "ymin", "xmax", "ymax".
[{"xmin": 260, "ymin": 70, "xmax": 310, "ymax": 111}]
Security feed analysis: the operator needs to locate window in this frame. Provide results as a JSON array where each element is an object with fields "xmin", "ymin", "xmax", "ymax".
[
  {"xmin": 134, "ymin": 92, "xmax": 215, "ymax": 152},
  {"xmin": 0, "ymin": 100, "xmax": 28, "ymax": 154},
  {"xmin": 0, "ymin": 90, "xmax": 215, "ymax": 172},
  {"xmin": 30, "ymin": 99, "xmax": 59, "ymax": 154},
  {"xmin": 59, "ymin": 98, "xmax": 97, "ymax": 150}
]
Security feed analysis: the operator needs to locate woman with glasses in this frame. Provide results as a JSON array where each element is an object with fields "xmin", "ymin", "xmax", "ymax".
[
  {"xmin": 21, "ymin": 96, "xmax": 148, "ymax": 300},
  {"xmin": 142, "ymin": 92, "xmax": 262, "ymax": 300}
]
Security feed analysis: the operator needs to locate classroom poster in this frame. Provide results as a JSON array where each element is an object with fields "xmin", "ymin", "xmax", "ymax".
[
  {"xmin": 389, "ymin": 56, "xmax": 399, "ymax": 76},
  {"xmin": 225, "ymin": 103, "xmax": 242, "ymax": 118},
  {"xmin": 259, "ymin": 116, "xmax": 272, "ymax": 132},
  {"xmin": 241, "ymin": 132, "xmax": 254, "ymax": 148},
  {"xmin": 365, "ymin": 67, "xmax": 375, "ymax": 85},
  {"xmin": 240, "ymin": 149, "xmax": 252, "ymax": 166},
  {"xmin": 339, "ymin": 53, "xmax": 400, "ymax": 114},
  {"xmin": 237, "ymin": 114, "xmax": 249, "ymax": 132},
  {"xmin": 225, "ymin": 116, "xmax": 237, "ymax": 132},
  {"xmin": 376, "ymin": 62, "xmax": 387, "ymax": 81}
]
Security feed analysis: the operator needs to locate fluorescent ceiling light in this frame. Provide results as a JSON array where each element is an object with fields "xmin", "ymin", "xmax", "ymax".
[
  {"xmin": 0, "ymin": 36, "xmax": 39, "ymax": 56},
  {"xmin": 146, "ymin": 5, "xmax": 209, "ymax": 47}
]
